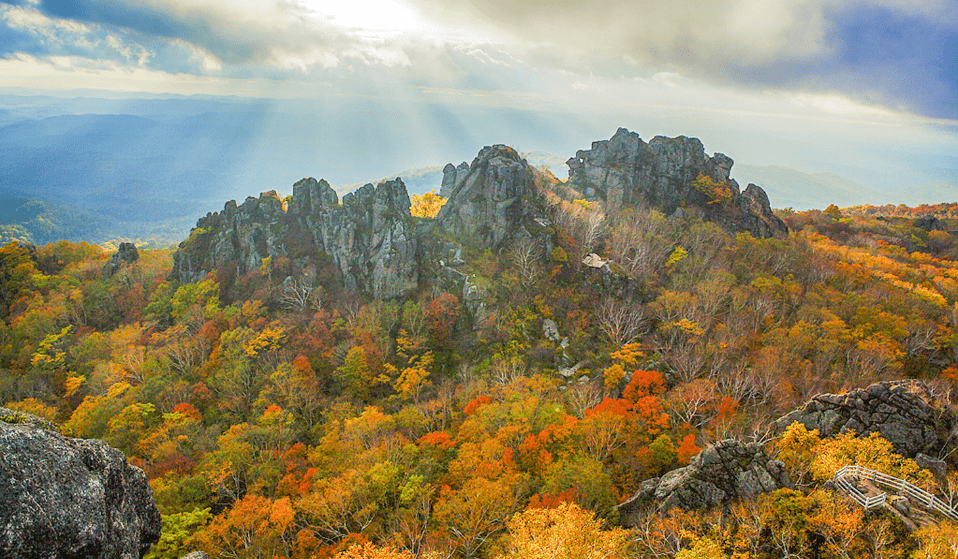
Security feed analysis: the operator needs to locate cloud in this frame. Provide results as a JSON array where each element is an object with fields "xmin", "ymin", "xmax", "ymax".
[
  {"xmin": 34, "ymin": 0, "xmax": 353, "ymax": 66},
  {"xmin": 1, "ymin": 0, "xmax": 955, "ymax": 121},
  {"xmin": 400, "ymin": 0, "xmax": 958, "ymax": 119}
]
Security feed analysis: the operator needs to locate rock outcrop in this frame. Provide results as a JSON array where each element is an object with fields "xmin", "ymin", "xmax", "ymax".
[
  {"xmin": 618, "ymin": 439, "xmax": 792, "ymax": 522},
  {"xmin": 102, "ymin": 242, "xmax": 140, "ymax": 278},
  {"xmin": 437, "ymin": 145, "xmax": 549, "ymax": 248},
  {"xmin": 567, "ymin": 128, "xmax": 787, "ymax": 238},
  {"xmin": 0, "ymin": 408, "xmax": 162, "ymax": 558},
  {"xmin": 774, "ymin": 380, "xmax": 957, "ymax": 458},
  {"xmin": 172, "ymin": 178, "xmax": 418, "ymax": 299},
  {"xmin": 440, "ymin": 161, "xmax": 470, "ymax": 199}
]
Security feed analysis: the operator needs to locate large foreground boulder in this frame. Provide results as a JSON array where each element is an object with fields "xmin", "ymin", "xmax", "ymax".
[
  {"xmin": 618, "ymin": 439, "xmax": 792, "ymax": 523},
  {"xmin": 0, "ymin": 408, "xmax": 162, "ymax": 558},
  {"xmin": 773, "ymin": 380, "xmax": 957, "ymax": 458}
]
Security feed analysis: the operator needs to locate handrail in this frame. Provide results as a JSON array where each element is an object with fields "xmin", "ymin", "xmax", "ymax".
[{"xmin": 833, "ymin": 464, "xmax": 958, "ymax": 521}]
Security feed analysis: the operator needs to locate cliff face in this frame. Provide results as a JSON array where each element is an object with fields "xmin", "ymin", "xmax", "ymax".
[
  {"xmin": 436, "ymin": 145, "xmax": 546, "ymax": 248},
  {"xmin": 567, "ymin": 128, "xmax": 787, "ymax": 238},
  {"xmin": 0, "ymin": 408, "xmax": 161, "ymax": 559},
  {"xmin": 172, "ymin": 178, "xmax": 418, "ymax": 299}
]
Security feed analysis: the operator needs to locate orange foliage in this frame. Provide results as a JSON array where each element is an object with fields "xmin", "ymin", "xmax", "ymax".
[
  {"xmin": 463, "ymin": 395, "xmax": 492, "ymax": 416},
  {"xmin": 676, "ymin": 433, "xmax": 701, "ymax": 465}
]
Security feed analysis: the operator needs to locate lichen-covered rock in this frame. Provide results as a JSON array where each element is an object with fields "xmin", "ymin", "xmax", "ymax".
[
  {"xmin": 437, "ymin": 145, "xmax": 546, "ymax": 248},
  {"xmin": 0, "ymin": 411, "xmax": 161, "ymax": 558},
  {"xmin": 618, "ymin": 439, "xmax": 792, "ymax": 523},
  {"xmin": 567, "ymin": 128, "xmax": 787, "ymax": 238},
  {"xmin": 773, "ymin": 380, "xmax": 958, "ymax": 458},
  {"xmin": 172, "ymin": 178, "xmax": 418, "ymax": 299},
  {"xmin": 102, "ymin": 242, "xmax": 139, "ymax": 278}
]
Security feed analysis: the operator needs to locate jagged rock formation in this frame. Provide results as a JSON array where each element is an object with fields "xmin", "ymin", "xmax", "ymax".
[
  {"xmin": 567, "ymin": 128, "xmax": 787, "ymax": 238},
  {"xmin": 169, "ymin": 133, "xmax": 785, "ymax": 300},
  {"xmin": 440, "ymin": 161, "xmax": 470, "ymax": 199},
  {"xmin": 618, "ymin": 439, "xmax": 792, "ymax": 522},
  {"xmin": 436, "ymin": 145, "xmax": 549, "ymax": 248},
  {"xmin": 774, "ymin": 380, "xmax": 957, "ymax": 458},
  {"xmin": 0, "ymin": 408, "xmax": 161, "ymax": 558},
  {"xmin": 172, "ymin": 178, "xmax": 418, "ymax": 299},
  {"xmin": 102, "ymin": 242, "xmax": 139, "ymax": 278}
]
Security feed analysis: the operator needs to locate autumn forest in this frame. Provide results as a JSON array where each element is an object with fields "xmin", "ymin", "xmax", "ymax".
[{"xmin": 2, "ymin": 160, "xmax": 958, "ymax": 559}]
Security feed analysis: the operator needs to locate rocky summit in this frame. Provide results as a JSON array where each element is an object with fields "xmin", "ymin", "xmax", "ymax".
[
  {"xmin": 170, "ymin": 131, "xmax": 787, "ymax": 298},
  {"xmin": 617, "ymin": 439, "xmax": 792, "ymax": 522},
  {"xmin": 437, "ymin": 145, "xmax": 548, "ymax": 248},
  {"xmin": 567, "ymin": 128, "xmax": 787, "ymax": 238},
  {"xmin": 171, "ymin": 178, "xmax": 418, "ymax": 299},
  {"xmin": 0, "ymin": 408, "xmax": 161, "ymax": 559},
  {"xmin": 774, "ymin": 380, "xmax": 958, "ymax": 459}
]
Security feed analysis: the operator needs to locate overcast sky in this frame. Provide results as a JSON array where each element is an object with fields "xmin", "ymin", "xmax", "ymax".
[{"xmin": 1, "ymin": 0, "xmax": 956, "ymax": 183}]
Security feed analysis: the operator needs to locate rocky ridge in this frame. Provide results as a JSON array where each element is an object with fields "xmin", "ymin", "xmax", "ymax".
[
  {"xmin": 567, "ymin": 128, "xmax": 787, "ymax": 238},
  {"xmin": 170, "ymin": 131, "xmax": 787, "ymax": 298},
  {"xmin": 172, "ymin": 178, "xmax": 418, "ymax": 299},
  {"xmin": 618, "ymin": 439, "xmax": 792, "ymax": 522},
  {"xmin": 774, "ymin": 380, "xmax": 958, "ymax": 459},
  {"xmin": 0, "ymin": 407, "xmax": 162, "ymax": 558}
]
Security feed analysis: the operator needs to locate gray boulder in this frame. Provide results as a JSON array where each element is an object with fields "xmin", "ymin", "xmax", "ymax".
[
  {"xmin": 618, "ymin": 439, "xmax": 792, "ymax": 523},
  {"xmin": 774, "ymin": 380, "xmax": 957, "ymax": 459},
  {"xmin": 102, "ymin": 242, "xmax": 140, "ymax": 278},
  {"xmin": 0, "ymin": 409, "xmax": 161, "ymax": 558},
  {"xmin": 567, "ymin": 128, "xmax": 787, "ymax": 238}
]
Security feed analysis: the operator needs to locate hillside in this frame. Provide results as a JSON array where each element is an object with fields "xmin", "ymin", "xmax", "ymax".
[{"xmin": 0, "ymin": 129, "xmax": 956, "ymax": 559}]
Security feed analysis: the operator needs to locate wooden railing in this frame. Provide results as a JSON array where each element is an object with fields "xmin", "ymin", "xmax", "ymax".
[{"xmin": 833, "ymin": 464, "xmax": 958, "ymax": 521}]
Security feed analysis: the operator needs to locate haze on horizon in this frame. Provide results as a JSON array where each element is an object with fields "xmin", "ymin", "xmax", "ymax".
[{"xmin": 0, "ymin": 0, "xmax": 956, "ymax": 225}]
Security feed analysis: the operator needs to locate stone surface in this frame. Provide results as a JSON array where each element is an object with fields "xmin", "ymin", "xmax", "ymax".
[
  {"xmin": 102, "ymin": 242, "xmax": 140, "ymax": 278},
  {"xmin": 440, "ymin": 161, "xmax": 470, "ymax": 199},
  {"xmin": 618, "ymin": 439, "xmax": 792, "ymax": 522},
  {"xmin": 172, "ymin": 179, "xmax": 418, "ymax": 299},
  {"xmin": 436, "ymin": 145, "xmax": 548, "ymax": 248},
  {"xmin": 0, "ymin": 409, "xmax": 161, "ymax": 559},
  {"xmin": 773, "ymin": 380, "xmax": 957, "ymax": 458},
  {"xmin": 567, "ymin": 128, "xmax": 787, "ymax": 238}
]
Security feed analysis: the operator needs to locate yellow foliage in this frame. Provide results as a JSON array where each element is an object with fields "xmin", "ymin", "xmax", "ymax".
[
  {"xmin": 244, "ymin": 325, "xmax": 287, "ymax": 357},
  {"xmin": 410, "ymin": 190, "xmax": 446, "ymax": 219},
  {"xmin": 498, "ymin": 502, "xmax": 630, "ymax": 559},
  {"xmin": 911, "ymin": 521, "xmax": 958, "ymax": 558},
  {"xmin": 335, "ymin": 542, "xmax": 415, "ymax": 559},
  {"xmin": 675, "ymin": 533, "xmax": 728, "ymax": 559},
  {"xmin": 692, "ymin": 175, "xmax": 733, "ymax": 205},
  {"xmin": 777, "ymin": 422, "xmax": 934, "ymax": 488}
]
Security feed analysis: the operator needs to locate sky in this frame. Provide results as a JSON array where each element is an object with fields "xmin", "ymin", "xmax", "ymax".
[{"xmin": 0, "ymin": 0, "xmax": 956, "ymax": 196}]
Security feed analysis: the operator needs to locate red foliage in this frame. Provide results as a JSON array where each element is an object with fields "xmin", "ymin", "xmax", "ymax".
[{"xmin": 463, "ymin": 396, "xmax": 492, "ymax": 416}]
